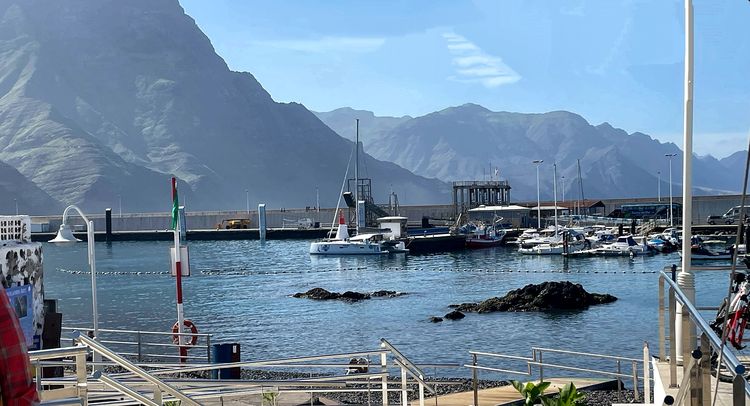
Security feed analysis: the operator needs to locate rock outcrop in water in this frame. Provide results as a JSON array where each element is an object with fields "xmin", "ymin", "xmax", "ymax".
[
  {"xmin": 293, "ymin": 288, "xmax": 406, "ymax": 302},
  {"xmin": 451, "ymin": 281, "xmax": 616, "ymax": 313}
]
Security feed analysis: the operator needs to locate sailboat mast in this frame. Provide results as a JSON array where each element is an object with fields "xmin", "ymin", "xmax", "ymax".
[
  {"xmin": 553, "ymin": 163, "xmax": 558, "ymax": 235},
  {"xmin": 355, "ymin": 118, "xmax": 359, "ymax": 229},
  {"xmin": 577, "ymin": 159, "xmax": 584, "ymax": 216}
]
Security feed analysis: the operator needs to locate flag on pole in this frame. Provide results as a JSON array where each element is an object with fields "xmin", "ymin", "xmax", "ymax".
[{"xmin": 171, "ymin": 177, "xmax": 179, "ymax": 230}]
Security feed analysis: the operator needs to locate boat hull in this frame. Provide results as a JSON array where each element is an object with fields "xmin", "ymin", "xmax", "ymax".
[{"xmin": 309, "ymin": 241, "xmax": 388, "ymax": 255}]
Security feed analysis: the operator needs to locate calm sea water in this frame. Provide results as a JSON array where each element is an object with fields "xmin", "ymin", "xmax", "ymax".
[{"xmin": 42, "ymin": 240, "xmax": 731, "ymax": 373}]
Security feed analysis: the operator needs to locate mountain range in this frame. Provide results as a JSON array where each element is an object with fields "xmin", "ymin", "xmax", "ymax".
[
  {"xmin": 0, "ymin": 0, "xmax": 448, "ymax": 214},
  {"xmin": 316, "ymin": 105, "xmax": 746, "ymax": 201},
  {"xmin": 0, "ymin": 0, "xmax": 743, "ymax": 215}
]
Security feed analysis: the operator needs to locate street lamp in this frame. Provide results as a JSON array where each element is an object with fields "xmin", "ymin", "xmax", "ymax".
[
  {"xmin": 665, "ymin": 153, "xmax": 677, "ymax": 226},
  {"xmin": 14, "ymin": 198, "xmax": 18, "ymax": 215},
  {"xmin": 532, "ymin": 160, "xmax": 543, "ymax": 229},
  {"xmin": 657, "ymin": 171, "xmax": 661, "ymax": 202},
  {"xmin": 49, "ymin": 205, "xmax": 99, "ymax": 369},
  {"xmin": 245, "ymin": 189, "xmax": 250, "ymax": 214}
]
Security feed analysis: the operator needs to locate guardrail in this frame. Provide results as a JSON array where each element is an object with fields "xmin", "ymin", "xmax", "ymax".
[
  {"xmin": 465, "ymin": 345, "xmax": 648, "ymax": 405},
  {"xmin": 658, "ymin": 269, "xmax": 750, "ymax": 405},
  {"xmin": 28, "ymin": 346, "xmax": 88, "ymax": 405},
  {"xmin": 62, "ymin": 326, "xmax": 212, "ymax": 363},
  {"xmin": 33, "ymin": 332, "xmax": 460, "ymax": 405}
]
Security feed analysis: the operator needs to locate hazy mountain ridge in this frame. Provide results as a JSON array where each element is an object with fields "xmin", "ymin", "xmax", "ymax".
[
  {"xmin": 0, "ymin": 0, "xmax": 449, "ymax": 213},
  {"xmin": 316, "ymin": 104, "xmax": 744, "ymax": 200}
]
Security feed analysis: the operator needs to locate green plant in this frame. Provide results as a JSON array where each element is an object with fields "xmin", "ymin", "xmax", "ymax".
[
  {"xmin": 511, "ymin": 380, "xmax": 551, "ymax": 406},
  {"xmin": 541, "ymin": 382, "xmax": 585, "ymax": 406},
  {"xmin": 262, "ymin": 389, "xmax": 279, "ymax": 406}
]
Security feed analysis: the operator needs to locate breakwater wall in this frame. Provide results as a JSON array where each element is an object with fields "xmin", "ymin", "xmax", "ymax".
[{"xmin": 29, "ymin": 194, "xmax": 746, "ymax": 233}]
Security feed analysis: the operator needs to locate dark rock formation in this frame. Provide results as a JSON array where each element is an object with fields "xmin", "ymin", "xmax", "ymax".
[
  {"xmin": 452, "ymin": 281, "xmax": 617, "ymax": 313},
  {"xmin": 293, "ymin": 288, "xmax": 340, "ymax": 300},
  {"xmin": 293, "ymin": 288, "xmax": 406, "ymax": 302},
  {"xmin": 429, "ymin": 316, "xmax": 443, "ymax": 323},
  {"xmin": 444, "ymin": 310, "xmax": 465, "ymax": 320}
]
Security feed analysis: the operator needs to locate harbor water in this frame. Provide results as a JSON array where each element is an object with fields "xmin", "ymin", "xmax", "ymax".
[{"xmin": 43, "ymin": 240, "xmax": 732, "ymax": 372}]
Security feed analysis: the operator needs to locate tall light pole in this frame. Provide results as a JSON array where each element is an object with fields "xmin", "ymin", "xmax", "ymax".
[
  {"xmin": 533, "ymin": 160, "xmax": 543, "ymax": 229},
  {"xmin": 118, "ymin": 194, "xmax": 122, "ymax": 218},
  {"xmin": 665, "ymin": 153, "xmax": 677, "ymax": 227},
  {"xmin": 245, "ymin": 189, "xmax": 250, "ymax": 215},
  {"xmin": 49, "ymin": 205, "xmax": 100, "ymax": 369},
  {"xmin": 14, "ymin": 198, "xmax": 18, "ymax": 215},
  {"xmin": 657, "ymin": 171, "xmax": 661, "ymax": 202}
]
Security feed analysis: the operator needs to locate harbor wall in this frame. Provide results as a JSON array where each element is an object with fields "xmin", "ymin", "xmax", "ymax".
[{"xmin": 29, "ymin": 195, "xmax": 745, "ymax": 232}]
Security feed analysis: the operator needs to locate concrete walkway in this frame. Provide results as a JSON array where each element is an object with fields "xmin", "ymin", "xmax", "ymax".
[{"xmin": 409, "ymin": 378, "xmax": 612, "ymax": 406}]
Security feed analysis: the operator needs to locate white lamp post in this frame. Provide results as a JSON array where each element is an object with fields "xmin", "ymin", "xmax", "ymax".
[
  {"xmin": 245, "ymin": 189, "xmax": 250, "ymax": 214},
  {"xmin": 665, "ymin": 153, "xmax": 677, "ymax": 227},
  {"xmin": 532, "ymin": 160, "xmax": 543, "ymax": 229},
  {"xmin": 657, "ymin": 171, "xmax": 661, "ymax": 202},
  {"xmin": 49, "ymin": 205, "xmax": 99, "ymax": 369}
]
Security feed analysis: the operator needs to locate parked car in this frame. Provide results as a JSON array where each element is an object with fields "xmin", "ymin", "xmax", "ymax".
[{"xmin": 707, "ymin": 206, "xmax": 750, "ymax": 225}]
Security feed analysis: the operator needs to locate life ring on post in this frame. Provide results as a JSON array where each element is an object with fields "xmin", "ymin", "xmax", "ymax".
[{"xmin": 172, "ymin": 319, "xmax": 199, "ymax": 347}]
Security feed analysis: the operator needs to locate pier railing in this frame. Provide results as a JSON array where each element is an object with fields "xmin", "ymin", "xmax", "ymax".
[
  {"xmin": 657, "ymin": 269, "xmax": 750, "ymax": 405},
  {"xmin": 465, "ymin": 345, "xmax": 649, "ymax": 404},
  {"xmin": 32, "ymin": 332, "xmax": 461, "ymax": 405},
  {"xmin": 61, "ymin": 326, "xmax": 213, "ymax": 364}
]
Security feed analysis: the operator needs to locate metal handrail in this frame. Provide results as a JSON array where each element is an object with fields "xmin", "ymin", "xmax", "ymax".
[
  {"xmin": 659, "ymin": 271, "xmax": 746, "ymax": 374},
  {"xmin": 75, "ymin": 331, "xmax": 200, "ymax": 406},
  {"xmin": 62, "ymin": 326, "xmax": 213, "ymax": 337},
  {"xmin": 531, "ymin": 347, "xmax": 642, "ymax": 363},
  {"xmin": 659, "ymin": 270, "xmax": 750, "ymax": 402}
]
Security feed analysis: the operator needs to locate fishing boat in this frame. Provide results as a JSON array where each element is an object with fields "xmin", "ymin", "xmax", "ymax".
[{"xmin": 462, "ymin": 219, "xmax": 507, "ymax": 248}]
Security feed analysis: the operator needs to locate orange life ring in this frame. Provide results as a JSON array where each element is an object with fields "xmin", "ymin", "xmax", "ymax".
[{"xmin": 172, "ymin": 319, "xmax": 199, "ymax": 347}]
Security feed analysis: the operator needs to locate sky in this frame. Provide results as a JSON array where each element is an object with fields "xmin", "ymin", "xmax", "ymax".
[{"xmin": 179, "ymin": 0, "xmax": 750, "ymax": 158}]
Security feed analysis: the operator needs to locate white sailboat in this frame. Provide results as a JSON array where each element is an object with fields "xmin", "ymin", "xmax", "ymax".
[
  {"xmin": 309, "ymin": 119, "xmax": 401, "ymax": 256},
  {"xmin": 309, "ymin": 210, "xmax": 388, "ymax": 255}
]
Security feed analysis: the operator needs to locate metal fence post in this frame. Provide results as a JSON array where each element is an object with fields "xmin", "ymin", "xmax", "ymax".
[
  {"xmin": 381, "ymin": 349, "xmax": 389, "ymax": 406},
  {"xmin": 668, "ymin": 287, "xmax": 677, "ymax": 388},
  {"xmin": 631, "ymin": 360, "xmax": 639, "ymax": 402},
  {"xmin": 616, "ymin": 360, "xmax": 622, "ymax": 403},
  {"xmin": 734, "ymin": 375, "xmax": 746, "ymax": 406},
  {"xmin": 700, "ymin": 334, "xmax": 711, "ymax": 405},
  {"xmin": 472, "ymin": 353, "xmax": 478, "ymax": 406},
  {"xmin": 658, "ymin": 276, "xmax": 665, "ymax": 360},
  {"xmin": 75, "ymin": 351, "xmax": 88, "ymax": 406},
  {"xmin": 400, "ymin": 367, "xmax": 408, "ymax": 406},
  {"xmin": 538, "ymin": 351, "xmax": 544, "ymax": 383},
  {"xmin": 206, "ymin": 334, "xmax": 211, "ymax": 363},
  {"xmin": 643, "ymin": 342, "xmax": 651, "ymax": 404},
  {"xmin": 136, "ymin": 331, "xmax": 142, "ymax": 363},
  {"xmin": 418, "ymin": 374, "xmax": 425, "ymax": 406}
]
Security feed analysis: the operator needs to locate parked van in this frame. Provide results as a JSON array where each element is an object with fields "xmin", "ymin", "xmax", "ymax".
[{"xmin": 707, "ymin": 206, "xmax": 750, "ymax": 225}]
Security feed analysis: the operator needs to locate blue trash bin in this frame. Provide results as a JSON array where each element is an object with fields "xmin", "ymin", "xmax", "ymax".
[{"xmin": 211, "ymin": 343, "xmax": 241, "ymax": 379}]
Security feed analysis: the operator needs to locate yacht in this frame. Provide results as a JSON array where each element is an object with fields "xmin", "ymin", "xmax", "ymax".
[{"xmin": 309, "ymin": 210, "xmax": 389, "ymax": 255}]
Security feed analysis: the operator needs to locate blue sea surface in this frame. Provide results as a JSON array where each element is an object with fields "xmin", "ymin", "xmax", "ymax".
[{"xmin": 43, "ymin": 240, "xmax": 732, "ymax": 375}]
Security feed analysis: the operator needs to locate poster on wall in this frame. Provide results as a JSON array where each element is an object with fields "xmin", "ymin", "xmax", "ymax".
[{"xmin": 6, "ymin": 284, "xmax": 34, "ymax": 347}]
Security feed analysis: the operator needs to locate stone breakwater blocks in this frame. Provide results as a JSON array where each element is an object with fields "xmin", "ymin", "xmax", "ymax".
[{"xmin": 1, "ymin": 242, "xmax": 44, "ymax": 342}]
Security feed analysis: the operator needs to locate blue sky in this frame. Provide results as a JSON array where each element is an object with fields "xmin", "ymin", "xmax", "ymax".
[{"xmin": 180, "ymin": 0, "xmax": 750, "ymax": 158}]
